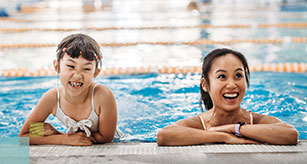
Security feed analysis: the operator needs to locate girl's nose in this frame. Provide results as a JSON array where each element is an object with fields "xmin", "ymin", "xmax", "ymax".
[{"xmin": 73, "ymin": 71, "xmax": 82, "ymax": 78}]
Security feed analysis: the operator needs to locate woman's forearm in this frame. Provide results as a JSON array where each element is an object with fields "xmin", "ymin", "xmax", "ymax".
[
  {"xmin": 157, "ymin": 125, "xmax": 226, "ymax": 146},
  {"xmin": 240, "ymin": 123, "xmax": 298, "ymax": 145}
]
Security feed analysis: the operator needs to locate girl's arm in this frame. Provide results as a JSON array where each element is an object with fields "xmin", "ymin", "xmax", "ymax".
[
  {"xmin": 208, "ymin": 114, "xmax": 298, "ymax": 145},
  {"xmin": 19, "ymin": 88, "xmax": 94, "ymax": 146},
  {"xmin": 19, "ymin": 89, "xmax": 56, "ymax": 138},
  {"xmin": 92, "ymin": 85, "xmax": 117, "ymax": 143},
  {"xmin": 157, "ymin": 117, "xmax": 258, "ymax": 146}
]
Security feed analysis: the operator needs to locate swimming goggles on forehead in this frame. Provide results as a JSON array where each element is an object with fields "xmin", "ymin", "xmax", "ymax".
[{"xmin": 62, "ymin": 47, "xmax": 102, "ymax": 61}]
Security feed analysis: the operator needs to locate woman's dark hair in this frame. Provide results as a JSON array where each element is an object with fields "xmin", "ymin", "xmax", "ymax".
[
  {"xmin": 56, "ymin": 33, "xmax": 102, "ymax": 71},
  {"xmin": 200, "ymin": 48, "xmax": 250, "ymax": 112}
]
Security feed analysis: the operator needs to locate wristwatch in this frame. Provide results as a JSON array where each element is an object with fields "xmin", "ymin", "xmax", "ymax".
[{"xmin": 235, "ymin": 121, "xmax": 246, "ymax": 137}]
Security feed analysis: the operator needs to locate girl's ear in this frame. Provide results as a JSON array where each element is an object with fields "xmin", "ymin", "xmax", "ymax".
[
  {"xmin": 201, "ymin": 78, "xmax": 208, "ymax": 92},
  {"xmin": 53, "ymin": 60, "xmax": 60, "ymax": 73},
  {"xmin": 94, "ymin": 68, "xmax": 100, "ymax": 78}
]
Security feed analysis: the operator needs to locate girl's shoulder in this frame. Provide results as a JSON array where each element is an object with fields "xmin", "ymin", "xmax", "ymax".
[
  {"xmin": 35, "ymin": 87, "xmax": 58, "ymax": 114},
  {"xmin": 93, "ymin": 83, "xmax": 115, "ymax": 103},
  {"xmin": 41, "ymin": 87, "xmax": 58, "ymax": 103},
  {"xmin": 93, "ymin": 83, "xmax": 114, "ymax": 96}
]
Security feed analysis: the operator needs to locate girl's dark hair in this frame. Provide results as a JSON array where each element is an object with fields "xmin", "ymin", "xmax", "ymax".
[
  {"xmin": 56, "ymin": 33, "xmax": 102, "ymax": 71},
  {"xmin": 199, "ymin": 48, "xmax": 250, "ymax": 112}
]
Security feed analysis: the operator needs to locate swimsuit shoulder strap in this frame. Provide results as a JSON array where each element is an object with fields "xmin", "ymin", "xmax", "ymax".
[
  {"xmin": 249, "ymin": 110, "xmax": 253, "ymax": 125},
  {"xmin": 56, "ymin": 86, "xmax": 60, "ymax": 109},
  {"xmin": 91, "ymin": 83, "xmax": 99, "ymax": 110},
  {"xmin": 198, "ymin": 114, "xmax": 207, "ymax": 130}
]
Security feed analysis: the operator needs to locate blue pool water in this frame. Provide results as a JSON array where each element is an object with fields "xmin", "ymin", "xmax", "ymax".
[
  {"xmin": 0, "ymin": 0, "xmax": 306, "ymax": 143},
  {"xmin": 0, "ymin": 72, "xmax": 306, "ymax": 141}
]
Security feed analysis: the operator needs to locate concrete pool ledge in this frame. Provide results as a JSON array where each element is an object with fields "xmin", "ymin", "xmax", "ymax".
[{"xmin": 30, "ymin": 140, "xmax": 307, "ymax": 164}]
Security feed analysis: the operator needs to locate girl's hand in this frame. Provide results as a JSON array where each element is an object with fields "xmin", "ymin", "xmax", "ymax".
[
  {"xmin": 223, "ymin": 133, "xmax": 259, "ymax": 144},
  {"xmin": 43, "ymin": 123, "xmax": 61, "ymax": 136},
  {"xmin": 62, "ymin": 132, "xmax": 97, "ymax": 146},
  {"xmin": 208, "ymin": 124, "xmax": 236, "ymax": 134}
]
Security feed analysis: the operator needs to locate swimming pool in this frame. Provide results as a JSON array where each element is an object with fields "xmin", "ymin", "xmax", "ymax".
[
  {"xmin": 0, "ymin": 71, "xmax": 306, "ymax": 141},
  {"xmin": 0, "ymin": 0, "xmax": 306, "ymax": 142}
]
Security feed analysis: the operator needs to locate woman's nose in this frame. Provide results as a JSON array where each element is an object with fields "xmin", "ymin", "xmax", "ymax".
[{"xmin": 226, "ymin": 79, "xmax": 236, "ymax": 89}]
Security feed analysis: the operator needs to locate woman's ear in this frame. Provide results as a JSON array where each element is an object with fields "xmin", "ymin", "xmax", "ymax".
[
  {"xmin": 94, "ymin": 68, "xmax": 100, "ymax": 78},
  {"xmin": 201, "ymin": 78, "xmax": 208, "ymax": 92},
  {"xmin": 53, "ymin": 60, "xmax": 60, "ymax": 73}
]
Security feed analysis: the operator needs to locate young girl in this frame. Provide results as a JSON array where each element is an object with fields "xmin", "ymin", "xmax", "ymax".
[
  {"xmin": 19, "ymin": 33, "xmax": 123, "ymax": 146},
  {"xmin": 157, "ymin": 48, "xmax": 298, "ymax": 146}
]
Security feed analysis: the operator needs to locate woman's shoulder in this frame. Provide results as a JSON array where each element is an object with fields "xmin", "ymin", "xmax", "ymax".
[
  {"xmin": 175, "ymin": 112, "xmax": 210, "ymax": 129},
  {"xmin": 249, "ymin": 110, "xmax": 282, "ymax": 124}
]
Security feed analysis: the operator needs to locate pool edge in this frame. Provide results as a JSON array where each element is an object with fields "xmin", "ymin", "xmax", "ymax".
[{"xmin": 29, "ymin": 140, "xmax": 307, "ymax": 163}]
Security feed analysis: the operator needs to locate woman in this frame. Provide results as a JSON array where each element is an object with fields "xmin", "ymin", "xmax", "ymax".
[{"xmin": 157, "ymin": 48, "xmax": 298, "ymax": 146}]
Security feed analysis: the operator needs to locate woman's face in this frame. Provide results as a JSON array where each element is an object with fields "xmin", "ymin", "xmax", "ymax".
[
  {"xmin": 58, "ymin": 54, "xmax": 97, "ymax": 96},
  {"xmin": 203, "ymin": 54, "xmax": 247, "ymax": 112}
]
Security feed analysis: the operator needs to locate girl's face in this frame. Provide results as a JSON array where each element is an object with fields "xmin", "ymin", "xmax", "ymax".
[
  {"xmin": 56, "ymin": 54, "xmax": 98, "ymax": 96},
  {"xmin": 203, "ymin": 54, "xmax": 247, "ymax": 112}
]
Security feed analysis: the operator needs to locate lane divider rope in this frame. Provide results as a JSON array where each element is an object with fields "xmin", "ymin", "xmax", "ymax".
[
  {"xmin": 1, "ymin": 63, "xmax": 306, "ymax": 77},
  {"xmin": 0, "ymin": 23, "xmax": 306, "ymax": 32},
  {"xmin": 1, "ymin": 15, "xmax": 305, "ymax": 22},
  {"xmin": 0, "ymin": 37, "xmax": 306, "ymax": 49}
]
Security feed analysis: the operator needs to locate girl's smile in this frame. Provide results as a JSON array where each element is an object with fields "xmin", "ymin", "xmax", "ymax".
[
  {"xmin": 68, "ymin": 81, "xmax": 83, "ymax": 88},
  {"xmin": 57, "ymin": 54, "xmax": 97, "ymax": 97}
]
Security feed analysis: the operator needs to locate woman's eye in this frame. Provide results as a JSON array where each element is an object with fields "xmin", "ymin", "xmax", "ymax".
[
  {"xmin": 217, "ymin": 74, "xmax": 226, "ymax": 79},
  {"xmin": 235, "ymin": 73, "xmax": 243, "ymax": 79}
]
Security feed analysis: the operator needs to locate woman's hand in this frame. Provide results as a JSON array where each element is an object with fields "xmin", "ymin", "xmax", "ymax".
[
  {"xmin": 223, "ymin": 133, "xmax": 259, "ymax": 144},
  {"xmin": 208, "ymin": 124, "xmax": 260, "ymax": 144},
  {"xmin": 62, "ymin": 132, "xmax": 97, "ymax": 146},
  {"xmin": 208, "ymin": 124, "xmax": 236, "ymax": 134}
]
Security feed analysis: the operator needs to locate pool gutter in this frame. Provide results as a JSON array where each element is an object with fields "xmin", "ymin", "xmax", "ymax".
[{"xmin": 30, "ymin": 140, "xmax": 307, "ymax": 163}]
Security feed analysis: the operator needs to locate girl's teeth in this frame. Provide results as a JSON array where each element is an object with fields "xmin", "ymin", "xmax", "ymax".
[{"xmin": 70, "ymin": 82, "xmax": 82, "ymax": 87}]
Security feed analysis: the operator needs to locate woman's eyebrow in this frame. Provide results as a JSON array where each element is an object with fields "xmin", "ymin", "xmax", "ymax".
[
  {"xmin": 235, "ymin": 68, "xmax": 244, "ymax": 72},
  {"xmin": 215, "ymin": 69, "xmax": 227, "ymax": 73},
  {"xmin": 215, "ymin": 68, "xmax": 243, "ymax": 74}
]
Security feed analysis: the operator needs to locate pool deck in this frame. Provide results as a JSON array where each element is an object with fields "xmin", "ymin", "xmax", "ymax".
[{"xmin": 30, "ymin": 140, "xmax": 307, "ymax": 164}]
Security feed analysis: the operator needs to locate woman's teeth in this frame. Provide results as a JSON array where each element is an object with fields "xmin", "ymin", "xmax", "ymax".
[{"xmin": 223, "ymin": 93, "xmax": 238, "ymax": 99}]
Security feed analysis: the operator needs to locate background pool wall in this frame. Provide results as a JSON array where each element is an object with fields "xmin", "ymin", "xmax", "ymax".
[{"xmin": 0, "ymin": 137, "xmax": 29, "ymax": 164}]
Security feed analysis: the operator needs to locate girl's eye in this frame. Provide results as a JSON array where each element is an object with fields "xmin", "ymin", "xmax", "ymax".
[
  {"xmin": 84, "ymin": 68, "xmax": 91, "ymax": 71},
  {"xmin": 217, "ymin": 74, "xmax": 226, "ymax": 79},
  {"xmin": 67, "ymin": 65, "xmax": 74, "ymax": 69},
  {"xmin": 235, "ymin": 73, "xmax": 243, "ymax": 79}
]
